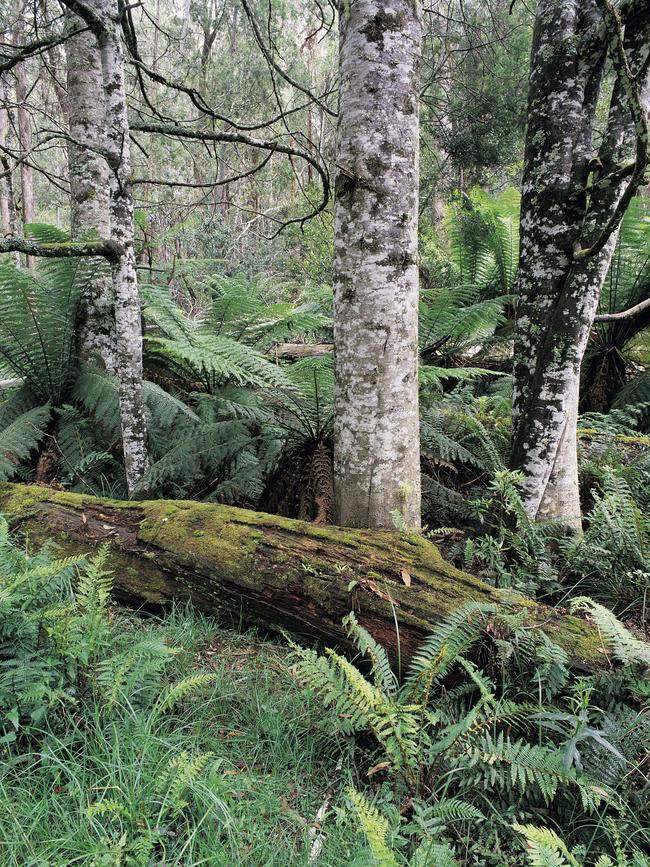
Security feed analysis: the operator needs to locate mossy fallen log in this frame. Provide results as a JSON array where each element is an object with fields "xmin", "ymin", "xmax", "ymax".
[{"xmin": 0, "ymin": 483, "xmax": 606, "ymax": 668}]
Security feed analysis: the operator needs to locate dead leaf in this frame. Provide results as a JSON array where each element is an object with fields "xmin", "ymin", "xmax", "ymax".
[
  {"xmin": 400, "ymin": 569, "xmax": 411, "ymax": 587},
  {"xmin": 367, "ymin": 761, "xmax": 391, "ymax": 777}
]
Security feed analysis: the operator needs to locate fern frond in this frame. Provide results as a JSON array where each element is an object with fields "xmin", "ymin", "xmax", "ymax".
[
  {"xmin": 513, "ymin": 823, "xmax": 579, "ymax": 867},
  {"xmin": 343, "ymin": 612, "xmax": 398, "ymax": 698},
  {"xmin": 402, "ymin": 602, "xmax": 494, "ymax": 704},
  {"xmin": 569, "ymin": 598, "xmax": 650, "ymax": 665},
  {"xmin": 346, "ymin": 788, "xmax": 399, "ymax": 867},
  {"xmin": 0, "ymin": 403, "xmax": 51, "ymax": 481},
  {"xmin": 155, "ymin": 673, "xmax": 218, "ymax": 716}
]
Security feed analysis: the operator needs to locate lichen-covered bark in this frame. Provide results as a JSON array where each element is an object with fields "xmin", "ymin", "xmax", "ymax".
[
  {"xmin": 0, "ymin": 482, "xmax": 607, "ymax": 669},
  {"xmin": 94, "ymin": 0, "xmax": 150, "ymax": 494},
  {"xmin": 512, "ymin": 0, "xmax": 650, "ymax": 528},
  {"xmin": 333, "ymin": 0, "xmax": 422, "ymax": 530},
  {"xmin": 65, "ymin": 12, "xmax": 116, "ymax": 371},
  {"xmin": 0, "ymin": 73, "xmax": 19, "ymax": 263},
  {"xmin": 13, "ymin": 12, "xmax": 34, "ymax": 267}
]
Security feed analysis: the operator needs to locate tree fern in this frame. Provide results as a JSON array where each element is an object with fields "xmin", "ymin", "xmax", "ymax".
[{"xmin": 0, "ymin": 403, "xmax": 51, "ymax": 481}]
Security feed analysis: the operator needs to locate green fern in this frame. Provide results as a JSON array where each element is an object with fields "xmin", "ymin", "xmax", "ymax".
[
  {"xmin": 345, "ymin": 788, "xmax": 399, "ymax": 867},
  {"xmin": 568, "ymin": 598, "xmax": 650, "ymax": 666},
  {"xmin": 0, "ymin": 403, "xmax": 51, "ymax": 481},
  {"xmin": 154, "ymin": 672, "xmax": 218, "ymax": 717},
  {"xmin": 155, "ymin": 750, "xmax": 215, "ymax": 813},
  {"xmin": 513, "ymin": 823, "xmax": 579, "ymax": 867}
]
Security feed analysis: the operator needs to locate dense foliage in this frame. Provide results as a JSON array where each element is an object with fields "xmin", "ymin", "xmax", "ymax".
[{"xmin": 0, "ymin": 522, "xmax": 647, "ymax": 865}]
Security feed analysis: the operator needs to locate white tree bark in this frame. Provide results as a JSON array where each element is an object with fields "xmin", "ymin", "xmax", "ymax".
[
  {"xmin": 93, "ymin": 0, "xmax": 150, "ymax": 495},
  {"xmin": 512, "ymin": 0, "xmax": 650, "ymax": 529},
  {"xmin": 0, "ymin": 74, "xmax": 19, "ymax": 260},
  {"xmin": 65, "ymin": 14, "xmax": 117, "ymax": 371},
  {"xmin": 13, "ymin": 11, "xmax": 34, "ymax": 267},
  {"xmin": 333, "ymin": 0, "xmax": 422, "ymax": 530}
]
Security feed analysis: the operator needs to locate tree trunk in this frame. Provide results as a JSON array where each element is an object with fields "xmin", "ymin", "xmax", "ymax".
[
  {"xmin": 333, "ymin": 0, "xmax": 422, "ymax": 530},
  {"xmin": 0, "ymin": 482, "xmax": 607, "ymax": 670},
  {"xmin": 95, "ymin": 0, "xmax": 150, "ymax": 494},
  {"xmin": 13, "ymin": 17, "xmax": 34, "ymax": 267},
  {"xmin": 65, "ymin": 12, "xmax": 117, "ymax": 371},
  {"xmin": 511, "ymin": 0, "xmax": 650, "ymax": 528},
  {"xmin": 0, "ymin": 75, "xmax": 19, "ymax": 263}
]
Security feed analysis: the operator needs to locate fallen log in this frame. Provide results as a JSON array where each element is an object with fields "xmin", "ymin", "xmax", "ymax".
[
  {"xmin": 0, "ymin": 483, "xmax": 606, "ymax": 668},
  {"xmin": 267, "ymin": 342, "xmax": 334, "ymax": 359}
]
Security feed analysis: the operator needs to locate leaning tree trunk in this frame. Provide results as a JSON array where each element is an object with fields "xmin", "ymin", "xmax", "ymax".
[
  {"xmin": 511, "ymin": 0, "xmax": 650, "ymax": 529},
  {"xmin": 65, "ymin": 12, "xmax": 117, "ymax": 372},
  {"xmin": 0, "ymin": 483, "xmax": 608, "ymax": 670},
  {"xmin": 95, "ymin": 0, "xmax": 150, "ymax": 494},
  {"xmin": 333, "ymin": 0, "xmax": 422, "ymax": 530}
]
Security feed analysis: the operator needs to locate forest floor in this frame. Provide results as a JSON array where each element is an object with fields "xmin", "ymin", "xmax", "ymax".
[{"xmin": 0, "ymin": 603, "xmax": 365, "ymax": 866}]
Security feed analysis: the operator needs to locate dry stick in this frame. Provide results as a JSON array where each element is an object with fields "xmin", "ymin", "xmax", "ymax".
[{"xmin": 307, "ymin": 757, "xmax": 343, "ymax": 864}]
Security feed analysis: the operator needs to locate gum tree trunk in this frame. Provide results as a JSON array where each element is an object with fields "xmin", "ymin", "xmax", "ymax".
[
  {"xmin": 333, "ymin": 0, "xmax": 422, "ymax": 530},
  {"xmin": 65, "ymin": 13, "xmax": 117, "ymax": 371},
  {"xmin": 13, "ymin": 14, "xmax": 34, "ymax": 266},
  {"xmin": 0, "ymin": 483, "xmax": 607, "ymax": 670},
  {"xmin": 97, "ymin": 0, "xmax": 150, "ymax": 494},
  {"xmin": 65, "ymin": 0, "xmax": 151, "ymax": 495},
  {"xmin": 0, "ymin": 75, "xmax": 19, "ymax": 260},
  {"xmin": 511, "ymin": 0, "xmax": 650, "ymax": 528}
]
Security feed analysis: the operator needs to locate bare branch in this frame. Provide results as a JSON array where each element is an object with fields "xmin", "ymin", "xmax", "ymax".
[
  {"xmin": 130, "ymin": 121, "xmax": 330, "ymax": 231},
  {"xmin": 132, "ymin": 149, "xmax": 275, "ymax": 188},
  {"xmin": 594, "ymin": 296, "xmax": 650, "ymax": 321},
  {"xmin": 0, "ymin": 25, "xmax": 85, "ymax": 73},
  {"xmin": 239, "ymin": 0, "xmax": 337, "ymax": 117}
]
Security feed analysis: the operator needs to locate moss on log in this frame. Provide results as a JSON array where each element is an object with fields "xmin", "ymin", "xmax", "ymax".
[{"xmin": 0, "ymin": 483, "xmax": 606, "ymax": 668}]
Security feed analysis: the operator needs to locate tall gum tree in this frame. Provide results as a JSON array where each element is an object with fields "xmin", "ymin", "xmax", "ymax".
[
  {"xmin": 65, "ymin": 13, "xmax": 116, "ymax": 371},
  {"xmin": 333, "ymin": 0, "xmax": 422, "ymax": 530},
  {"xmin": 62, "ymin": 0, "xmax": 150, "ymax": 495},
  {"xmin": 511, "ymin": 0, "xmax": 649, "ymax": 529}
]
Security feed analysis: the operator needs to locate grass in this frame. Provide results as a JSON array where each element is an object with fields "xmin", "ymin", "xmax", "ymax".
[{"xmin": 0, "ymin": 605, "xmax": 365, "ymax": 866}]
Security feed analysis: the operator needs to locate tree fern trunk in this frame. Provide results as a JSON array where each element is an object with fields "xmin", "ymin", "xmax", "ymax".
[{"xmin": 0, "ymin": 483, "xmax": 608, "ymax": 671}]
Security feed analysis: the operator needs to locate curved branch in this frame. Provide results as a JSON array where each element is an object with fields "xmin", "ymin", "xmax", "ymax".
[
  {"xmin": 130, "ymin": 121, "xmax": 330, "ymax": 232},
  {"xmin": 594, "ymin": 295, "xmax": 650, "ymax": 321},
  {"xmin": 239, "ymin": 0, "xmax": 337, "ymax": 117},
  {"xmin": 0, "ymin": 25, "xmax": 85, "ymax": 73},
  {"xmin": 132, "ymin": 148, "xmax": 275, "ymax": 188}
]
